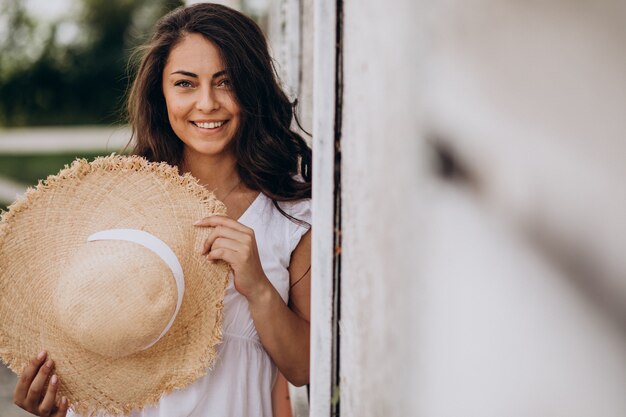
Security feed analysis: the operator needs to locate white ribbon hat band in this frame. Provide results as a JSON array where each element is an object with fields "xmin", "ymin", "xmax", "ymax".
[{"xmin": 87, "ymin": 229, "xmax": 185, "ymax": 350}]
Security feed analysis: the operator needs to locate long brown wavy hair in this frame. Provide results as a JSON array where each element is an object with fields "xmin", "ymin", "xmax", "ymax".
[{"xmin": 127, "ymin": 3, "xmax": 311, "ymax": 206}]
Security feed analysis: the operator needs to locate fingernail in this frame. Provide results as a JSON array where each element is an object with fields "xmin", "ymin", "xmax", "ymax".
[
  {"xmin": 61, "ymin": 396, "xmax": 67, "ymax": 405},
  {"xmin": 51, "ymin": 374, "xmax": 58, "ymax": 385},
  {"xmin": 46, "ymin": 360, "xmax": 54, "ymax": 368},
  {"xmin": 37, "ymin": 350, "xmax": 46, "ymax": 360},
  {"xmin": 193, "ymin": 219, "xmax": 203, "ymax": 225}
]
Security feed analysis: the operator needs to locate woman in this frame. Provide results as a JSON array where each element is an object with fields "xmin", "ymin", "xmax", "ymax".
[{"xmin": 13, "ymin": 3, "xmax": 311, "ymax": 417}]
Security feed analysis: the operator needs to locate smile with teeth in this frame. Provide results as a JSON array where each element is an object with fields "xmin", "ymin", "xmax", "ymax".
[{"xmin": 193, "ymin": 121, "xmax": 226, "ymax": 129}]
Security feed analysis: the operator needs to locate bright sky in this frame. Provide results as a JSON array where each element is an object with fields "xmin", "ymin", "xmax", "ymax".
[
  {"xmin": 18, "ymin": 0, "xmax": 268, "ymax": 44},
  {"xmin": 24, "ymin": 0, "xmax": 76, "ymax": 22},
  {"xmin": 23, "ymin": 0, "xmax": 270, "ymax": 21},
  {"xmin": 20, "ymin": 0, "xmax": 80, "ymax": 45}
]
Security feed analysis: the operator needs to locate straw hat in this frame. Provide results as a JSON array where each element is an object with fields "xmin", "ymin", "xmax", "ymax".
[{"xmin": 0, "ymin": 155, "xmax": 230, "ymax": 416}]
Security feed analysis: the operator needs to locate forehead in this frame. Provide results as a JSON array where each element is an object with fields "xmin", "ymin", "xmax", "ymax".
[{"xmin": 164, "ymin": 33, "xmax": 225, "ymax": 73}]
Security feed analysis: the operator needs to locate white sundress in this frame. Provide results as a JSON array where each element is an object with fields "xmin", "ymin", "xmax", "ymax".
[{"xmin": 69, "ymin": 193, "xmax": 311, "ymax": 417}]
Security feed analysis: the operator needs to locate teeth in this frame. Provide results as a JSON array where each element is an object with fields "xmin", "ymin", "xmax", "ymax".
[{"xmin": 195, "ymin": 121, "xmax": 225, "ymax": 129}]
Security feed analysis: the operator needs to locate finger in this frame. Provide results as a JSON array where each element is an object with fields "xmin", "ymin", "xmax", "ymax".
[
  {"xmin": 202, "ymin": 226, "xmax": 251, "ymax": 255},
  {"xmin": 39, "ymin": 374, "xmax": 59, "ymax": 415},
  {"xmin": 25, "ymin": 359, "xmax": 54, "ymax": 406},
  {"xmin": 208, "ymin": 237, "xmax": 243, "ymax": 254},
  {"xmin": 194, "ymin": 215, "xmax": 251, "ymax": 233},
  {"xmin": 52, "ymin": 396, "xmax": 69, "ymax": 417},
  {"xmin": 207, "ymin": 247, "xmax": 240, "ymax": 265},
  {"xmin": 202, "ymin": 227, "xmax": 249, "ymax": 254},
  {"xmin": 14, "ymin": 350, "xmax": 47, "ymax": 405}
]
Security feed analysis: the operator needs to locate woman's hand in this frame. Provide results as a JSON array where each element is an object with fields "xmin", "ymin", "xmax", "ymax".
[
  {"xmin": 195, "ymin": 215, "xmax": 271, "ymax": 300},
  {"xmin": 13, "ymin": 351, "xmax": 69, "ymax": 416}
]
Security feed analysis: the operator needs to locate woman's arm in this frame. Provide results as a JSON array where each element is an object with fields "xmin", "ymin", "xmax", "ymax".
[
  {"xmin": 248, "ymin": 229, "xmax": 311, "ymax": 386},
  {"xmin": 196, "ymin": 215, "xmax": 311, "ymax": 386}
]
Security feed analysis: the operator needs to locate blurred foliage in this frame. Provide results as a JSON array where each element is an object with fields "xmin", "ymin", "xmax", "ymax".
[{"xmin": 0, "ymin": 0, "xmax": 183, "ymax": 127}]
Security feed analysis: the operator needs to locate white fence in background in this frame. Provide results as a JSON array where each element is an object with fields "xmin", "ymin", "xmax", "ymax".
[
  {"xmin": 0, "ymin": 126, "xmax": 130, "ymax": 153},
  {"xmin": 0, "ymin": 126, "xmax": 130, "ymax": 204}
]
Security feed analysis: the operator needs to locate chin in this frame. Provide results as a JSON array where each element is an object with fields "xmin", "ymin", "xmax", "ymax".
[{"xmin": 185, "ymin": 141, "xmax": 232, "ymax": 158}]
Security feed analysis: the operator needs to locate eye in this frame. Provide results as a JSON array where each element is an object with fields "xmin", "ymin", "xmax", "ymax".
[
  {"xmin": 216, "ymin": 78, "xmax": 232, "ymax": 88},
  {"xmin": 174, "ymin": 80, "xmax": 193, "ymax": 88}
]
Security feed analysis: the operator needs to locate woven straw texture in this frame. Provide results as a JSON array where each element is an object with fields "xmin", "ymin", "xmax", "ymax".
[{"xmin": 0, "ymin": 155, "xmax": 230, "ymax": 416}]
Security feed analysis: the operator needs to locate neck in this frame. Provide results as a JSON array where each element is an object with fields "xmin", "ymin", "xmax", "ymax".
[{"xmin": 181, "ymin": 149, "xmax": 240, "ymax": 196}]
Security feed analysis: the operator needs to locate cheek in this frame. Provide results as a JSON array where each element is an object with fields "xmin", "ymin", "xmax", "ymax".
[
  {"xmin": 219, "ymin": 91, "xmax": 241, "ymax": 116},
  {"xmin": 163, "ymin": 92, "xmax": 189, "ymax": 119},
  {"xmin": 227, "ymin": 100, "xmax": 242, "ymax": 119},
  {"xmin": 164, "ymin": 103, "xmax": 187, "ymax": 136},
  {"xmin": 170, "ymin": 105, "xmax": 188, "ymax": 119}
]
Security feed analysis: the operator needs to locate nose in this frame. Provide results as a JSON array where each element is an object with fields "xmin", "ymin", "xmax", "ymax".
[{"xmin": 196, "ymin": 85, "xmax": 219, "ymax": 112}]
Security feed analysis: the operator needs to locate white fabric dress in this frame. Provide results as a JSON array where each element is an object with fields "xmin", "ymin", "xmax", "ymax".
[{"xmin": 68, "ymin": 193, "xmax": 311, "ymax": 417}]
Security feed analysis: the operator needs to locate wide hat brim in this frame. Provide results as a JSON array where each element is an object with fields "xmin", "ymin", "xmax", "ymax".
[{"xmin": 0, "ymin": 155, "xmax": 230, "ymax": 416}]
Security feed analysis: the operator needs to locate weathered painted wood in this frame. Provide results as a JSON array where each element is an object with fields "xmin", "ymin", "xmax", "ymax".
[
  {"xmin": 267, "ymin": 0, "xmax": 301, "ymax": 101},
  {"xmin": 340, "ymin": 0, "xmax": 425, "ymax": 415},
  {"xmin": 309, "ymin": 0, "xmax": 337, "ymax": 416},
  {"xmin": 297, "ymin": 0, "xmax": 314, "ymax": 137}
]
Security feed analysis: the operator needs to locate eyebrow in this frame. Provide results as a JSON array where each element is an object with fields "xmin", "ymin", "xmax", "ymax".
[{"xmin": 170, "ymin": 70, "xmax": 227, "ymax": 79}]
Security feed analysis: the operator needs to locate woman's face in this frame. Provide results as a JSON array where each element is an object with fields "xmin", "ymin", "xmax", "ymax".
[{"xmin": 162, "ymin": 33, "xmax": 241, "ymax": 161}]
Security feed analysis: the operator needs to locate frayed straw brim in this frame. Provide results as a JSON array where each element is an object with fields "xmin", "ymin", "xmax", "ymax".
[{"xmin": 0, "ymin": 155, "xmax": 230, "ymax": 416}]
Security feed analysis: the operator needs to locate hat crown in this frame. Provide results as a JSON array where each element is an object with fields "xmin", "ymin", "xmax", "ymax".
[{"xmin": 55, "ymin": 240, "xmax": 178, "ymax": 358}]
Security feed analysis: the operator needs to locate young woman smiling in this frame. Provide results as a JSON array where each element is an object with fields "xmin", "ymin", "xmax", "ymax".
[{"xmin": 13, "ymin": 4, "xmax": 311, "ymax": 417}]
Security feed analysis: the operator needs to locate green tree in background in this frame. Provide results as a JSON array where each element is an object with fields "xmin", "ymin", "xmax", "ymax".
[{"xmin": 0, "ymin": 0, "xmax": 183, "ymax": 127}]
